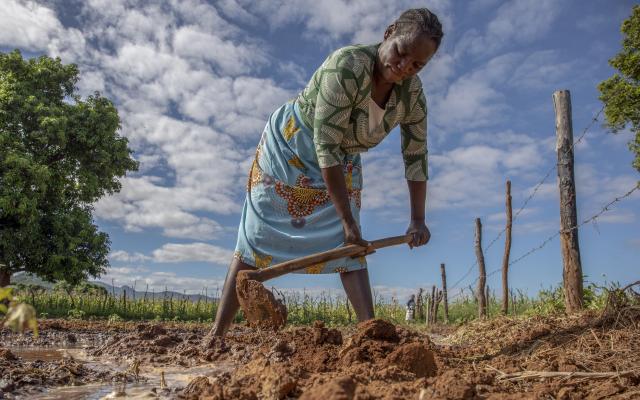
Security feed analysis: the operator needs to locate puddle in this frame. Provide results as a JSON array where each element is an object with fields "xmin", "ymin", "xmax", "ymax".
[
  {"xmin": 8, "ymin": 344, "xmax": 234, "ymax": 399},
  {"xmin": 26, "ymin": 382, "xmax": 156, "ymax": 400},
  {"xmin": 29, "ymin": 363, "xmax": 234, "ymax": 399}
]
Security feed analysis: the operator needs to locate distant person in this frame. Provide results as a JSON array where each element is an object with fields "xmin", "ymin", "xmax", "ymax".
[
  {"xmin": 211, "ymin": 8, "xmax": 443, "ymax": 336},
  {"xmin": 406, "ymin": 294, "xmax": 416, "ymax": 321}
]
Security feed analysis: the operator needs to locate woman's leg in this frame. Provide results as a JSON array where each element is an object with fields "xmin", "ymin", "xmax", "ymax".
[
  {"xmin": 340, "ymin": 268, "xmax": 375, "ymax": 321},
  {"xmin": 210, "ymin": 258, "xmax": 256, "ymax": 337}
]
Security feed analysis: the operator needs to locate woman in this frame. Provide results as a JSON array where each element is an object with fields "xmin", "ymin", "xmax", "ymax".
[{"xmin": 211, "ymin": 8, "xmax": 443, "ymax": 336}]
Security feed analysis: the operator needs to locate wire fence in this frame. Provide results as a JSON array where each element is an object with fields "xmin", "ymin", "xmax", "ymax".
[{"xmin": 446, "ymin": 103, "xmax": 637, "ymax": 301}]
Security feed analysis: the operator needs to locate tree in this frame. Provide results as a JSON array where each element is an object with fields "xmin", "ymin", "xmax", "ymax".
[
  {"xmin": 0, "ymin": 50, "xmax": 138, "ymax": 287},
  {"xmin": 599, "ymin": 5, "xmax": 640, "ymax": 173}
]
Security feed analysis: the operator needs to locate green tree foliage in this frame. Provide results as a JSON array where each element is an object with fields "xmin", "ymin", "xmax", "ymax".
[
  {"xmin": 599, "ymin": 5, "xmax": 640, "ymax": 172},
  {"xmin": 0, "ymin": 50, "xmax": 138, "ymax": 286}
]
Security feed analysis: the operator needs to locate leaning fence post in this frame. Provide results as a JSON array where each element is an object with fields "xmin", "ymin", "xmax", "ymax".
[
  {"xmin": 553, "ymin": 90, "xmax": 584, "ymax": 313},
  {"xmin": 416, "ymin": 288, "xmax": 424, "ymax": 321},
  {"xmin": 429, "ymin": 285, "xmax": 436, "ymax": 324},
  {"xmin": 502, "ymin": 180, "xmax": 512, "ymax": 315},
  {"xmin": 440, "ymin": 264, "xmax": 449, "ymax": 323},
  {"xmin": 475, "ymin": 218, "xmax": 487, "ymax": 318}
]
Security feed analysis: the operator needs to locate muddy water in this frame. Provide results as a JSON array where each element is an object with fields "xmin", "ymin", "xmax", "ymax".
[
  {"xmin": 10, "ymin": 346, "xmax": 85, "ymax": 362},
  {"xmin": 8, "ymin": 345, "xmax": 233, "ymax": 399}
]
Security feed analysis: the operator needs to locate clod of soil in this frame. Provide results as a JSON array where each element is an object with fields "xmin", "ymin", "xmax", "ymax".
[
  {"xmin": 0, "ymin": 347, "xmax": 17, "ymax": 361},
  {"xmin": 384, "ymin": 342, "xmax": 437, "ymax": 378},
  {"xmin": 299, "ymin": 376, "xmax": 356, "ymax": 400},
  {"xmin": 312, "ymin": 321, "xmax": 342, "ymax": 345},
  {"xmin": 352, "ymin": 319, "xmax": 399, "ymax": 343},
  {"xmin": 236, "ymin": 273, "xmax": 287, "ymax": 331}
]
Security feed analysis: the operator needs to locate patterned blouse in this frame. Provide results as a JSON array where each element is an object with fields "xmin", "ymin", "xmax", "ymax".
[{"xmin": 296, "ymin": 43, "xmax": 428, "ymax": 181}]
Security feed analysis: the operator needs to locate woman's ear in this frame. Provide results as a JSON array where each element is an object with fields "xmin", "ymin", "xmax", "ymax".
[{"xmin": 383, "ymin": 24, "xmax": 396, "ymax": 40}]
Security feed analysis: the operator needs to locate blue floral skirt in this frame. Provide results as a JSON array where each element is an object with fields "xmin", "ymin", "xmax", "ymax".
[{"xmin": 234, "ymin": 100, "xmax": 366, "ymax": 274}]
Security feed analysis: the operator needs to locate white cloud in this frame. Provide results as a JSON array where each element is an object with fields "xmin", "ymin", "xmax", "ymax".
[
  {"xmin": 152, "ymin": 243, "xmax": 233, "ymax": 264},
  {"xmin": 108, "ymin": 250, "xmax": 152, "ymax": 263},
  {"xmin": 433, "ymin": 72, "xmax": 506, "ymax": 132},
  {"xmin": 172, "ymin": 26, "xmax": 269, "ymax": 76},
  {"xmin": 236, "ymin": 0, "xmax": 452, "ymax": 45},
  {"xmin": 99, "ymin": 266, "xmax": 226, "ymax": 293},
  {"xmin": 456, "ymin": 0, "xmax": 562, "ymax": 57},
  {"xmin": 0, "ymin": 0, "xmax": 62, "ymax": 51},
  {"xmin": 509, "ymin": 50, "xmax": 574, "ymax": 90},
  {"xmin": 109, "ymin": 243, "xmax": 233, "ymax": 266},
  {"xmin": 361, "ymin": 151, "xmax": 408, "ymax": 211},
  {"xmin": 592, "ymin": 209, "xmax": 636, "ymax": 224}
]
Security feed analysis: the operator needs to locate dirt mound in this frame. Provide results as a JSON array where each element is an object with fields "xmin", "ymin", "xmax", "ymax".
[
  {"xmin": 236, "ymin": 273, "xmax": 287, "ymax": 331},
  {"xmin": 352, "ymin": 318, "xmax": 398, "ymax": 343},
  {"xmin": 177, "ymin": 318, "xmax": 441, "ymax": 399}
]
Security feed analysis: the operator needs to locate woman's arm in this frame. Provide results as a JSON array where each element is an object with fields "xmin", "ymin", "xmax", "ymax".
[
  {"xmin": 321, "ymin": 165, "xmax": 370, "ymax": 248},
  {"xmin": 406, "ymin": 180, "xmax": 431, "ymax": 248}
]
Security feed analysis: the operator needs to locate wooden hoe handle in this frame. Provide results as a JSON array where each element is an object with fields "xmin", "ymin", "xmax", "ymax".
[{"xmin": 240, "ymin": 234, "xmax": 412, "ymax": 283}]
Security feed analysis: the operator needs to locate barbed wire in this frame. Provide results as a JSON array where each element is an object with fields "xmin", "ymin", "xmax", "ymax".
[
  {"xmin": 448, "ymin": 182, "xmax": 639, "ymax": 301},
  {"xmin": 447, "ymin": 105, "xmax": 606, "ymax": 293}
]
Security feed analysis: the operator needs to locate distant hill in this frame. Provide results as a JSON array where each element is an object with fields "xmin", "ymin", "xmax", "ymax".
[
  {"xmin": 9, "ymin": 273, "xmax": 217, "ymax": 302},
  {"xmin": 92, "ymin": 281, "xmax": 218, "ymax": 302},
  {"xmin": 10, "ymin": 272, "xmax": 56, "ymax": 289}
]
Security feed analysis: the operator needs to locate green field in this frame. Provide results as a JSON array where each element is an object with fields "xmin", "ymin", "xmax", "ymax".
[{"xmin": 7, "ymin": 280, "xmax": 616, "ymax": 326}]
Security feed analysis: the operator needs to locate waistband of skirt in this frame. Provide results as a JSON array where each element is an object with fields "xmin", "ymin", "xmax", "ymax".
[{"xmin": 291, "ymin": 99, "xmax": 313, "ymax": 132}]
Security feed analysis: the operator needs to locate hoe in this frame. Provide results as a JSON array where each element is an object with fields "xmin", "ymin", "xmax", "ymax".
[{"xmin": 236, "ymin": 233, "xmax": 412, "ymax": 330}]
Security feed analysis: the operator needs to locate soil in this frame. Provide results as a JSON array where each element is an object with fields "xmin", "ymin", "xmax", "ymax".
[
  {"xmin": 236, "ymin": 273, "xmax": 287, "ymax": 331},
  {"xmin": 1, "ymin": 305, "xmax": 639, "ymax": 399}
]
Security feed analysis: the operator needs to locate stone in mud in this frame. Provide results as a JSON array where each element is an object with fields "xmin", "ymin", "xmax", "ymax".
[
  {"xmin": 299, "ymin": 376, "xmax": 356, "ymax": 400},
  {"xmin": 153, "ymin": 334, "xmax": 180, "ymax": 347},
  {"xmin": 137, "ymin": 324, "xmax": 167, "ymax": 339},
  {"xmin": 0, "ymin": 348, "xmax": 17, "ymax": 361},
  {"xmin": 312, "ymin": 321, "xmax": 343, "ymax": 345},
  {"xmin": 384, "ymin": 342, "xmax": 437, "ymax": 378},
  {"xmin": 236, "ymin": 274, "xmax": 287, "ymax": 331},
  {"xmin": 182, "ymin": 376, "xmax": 224, "ymax": 399}
]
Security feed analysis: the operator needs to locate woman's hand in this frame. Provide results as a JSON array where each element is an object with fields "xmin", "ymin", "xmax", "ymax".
[
  {"xmin": 343, "ymin": 219, "xmax": 374, "ymax": 256},
  {"xmin": 406, "ymin": 219, "xmax": 431, "ymax": 249}
]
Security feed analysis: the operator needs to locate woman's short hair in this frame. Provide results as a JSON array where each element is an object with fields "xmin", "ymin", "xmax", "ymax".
[{"xmin": 391, "ymin": 8, "xmax": 444, "ymax": 49}]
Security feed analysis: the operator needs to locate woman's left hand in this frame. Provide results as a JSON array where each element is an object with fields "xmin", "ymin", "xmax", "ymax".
[{"xmin": 406, "ymin": 219, "xmax": 431, "ymax": 249}]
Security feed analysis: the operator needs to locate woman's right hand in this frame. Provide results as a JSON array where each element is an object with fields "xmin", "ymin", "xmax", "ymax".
[{"xmin": 343, "ymin": 219, "xmax": 374, "ymax": 256}]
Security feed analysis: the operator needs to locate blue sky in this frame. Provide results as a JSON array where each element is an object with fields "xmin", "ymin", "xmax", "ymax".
[{"xmin": 1, "ymin": 0, "xmax": 638, "ymax": 300}]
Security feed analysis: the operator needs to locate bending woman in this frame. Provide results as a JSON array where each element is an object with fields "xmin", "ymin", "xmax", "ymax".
[{"xmin": 211, "ymin": 8, "xmax": 443, "ymax": 336}]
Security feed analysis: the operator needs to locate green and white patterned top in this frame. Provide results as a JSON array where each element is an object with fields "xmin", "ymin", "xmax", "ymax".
[{"xmin": 296, "ymin": 43, "xmax": 428, "ymax": 181}]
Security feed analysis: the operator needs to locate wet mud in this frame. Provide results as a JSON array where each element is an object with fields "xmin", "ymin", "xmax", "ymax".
[{"xmin": 1, "ymin": 306, "xmax": 639, "ymax": 399}]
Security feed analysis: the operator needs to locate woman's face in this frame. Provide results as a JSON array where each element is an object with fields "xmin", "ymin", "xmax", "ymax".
[{"xmin": 377, "ymin": 26, "xmax": 438, "ymax": 84}]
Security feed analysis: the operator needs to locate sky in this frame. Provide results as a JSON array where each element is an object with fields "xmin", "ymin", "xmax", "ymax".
[{"xmin": 1, "ymin": 0, "xmax": 638, "ymax": 301}]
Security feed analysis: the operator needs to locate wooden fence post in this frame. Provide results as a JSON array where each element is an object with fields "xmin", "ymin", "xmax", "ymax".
[
  {"xmin": 502, "ymin": 180, "xmax": 512, "ymax": 315},
  {"xmin": 486, "ymin": 285, "xmax": 490, "ymax": 316},
  {"xmin": 440, "ymin": 264, "xmax": 449, "ymax": 323},
  {"xmin": 416, "ymin": 288, "xmax": 424, "ymax": 321},
  {"xmin": 475, "ymin": 218, "xmax": 487, "ymax": 318},
  {"xmin": 553, "ymin": 90, "xmax": 584, "ymax": 313},
  {"xmin": 429, "ymin": 285, "xmax": 436, "ymax": 324}
]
